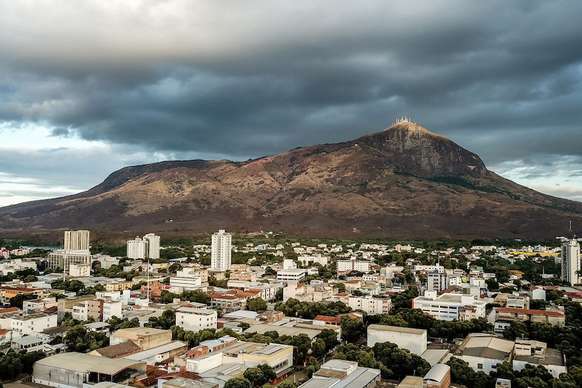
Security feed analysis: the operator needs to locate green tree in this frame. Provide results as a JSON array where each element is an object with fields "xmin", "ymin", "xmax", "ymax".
[
  {"xmin": 247, "ymin": 297, "xmax": 267, "ymax": 312},
  {"xmin": 341, "ymin": 317, "xmax": 365, "ymax": 343},
  {"xmin": 224, "ymin": 378, "xmax": 252, "ymax": 388}
]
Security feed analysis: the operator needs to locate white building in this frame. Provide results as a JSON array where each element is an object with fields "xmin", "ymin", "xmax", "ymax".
[
  {"xmin": 427, "ymin": 271, "xmax": 448, "ymax": 293},
  {"xmin": 211, "ymin": 230, "xmax": 232, "ymax": 271},
  {"xmin": 297, "ymin": 255, "xmax": 329, "ymax": 267},
  {"xmin": 367, "ymin": 324, "xmax": 427, "ymax": 355},
  {"xmin": 102, "ymin": 300, "xmax": 123, "ymax": 321},
  {"xmin": 455, "ymin": 333, "xmax": 514, "ymax": 374},
  {"xmin": 283, "ymin": 259, "xmax": 298, "ymax": 270},
  {"xmin": 176, "ymin": 307, "xmax": 217, "ymax": 332},
  {"xmin": 143, "ymin": 233, "xmax": 160, "ymax": 259},
  {"xmin": 69, "ymin": 263, "xmax": 91, "ymax": 277},
  {"xmin": 561, "ymin": 238, "xmax": 581, "ymax": 285},
  {"xmin": 169, "ymin": 269, "xmax": 203, "ymax": 293},
  {"xmin": 127, "ymin": 233, "xmax": 161, "ymax": 260},
  {"xmin": 347, "ymin": 296, "xmax": 391, "ymax": 315},
  {"xmin": 277, "ymin": 269, "xmax": 306, "ymax": 281},
  {"xmin": 10, "ymin": 313, "xmax": 58, "ymax": 338},
  {"xmin": 512, "ymin": 340, "xmax": 566, "ymax": 379},
  {"xmin": 336, "ymin": 258, "xmax": 371, "ymax": 274},
  {"xmin": 412, "ymin": 291, "xmax": 487, "ymax": 321},
  {"xmin": 0, "ymin": 259, "xmax": 37, "ymax": 275},
  {"xmin": 64, "ymin": 230, "xmax": 90, "ymax": 251}
]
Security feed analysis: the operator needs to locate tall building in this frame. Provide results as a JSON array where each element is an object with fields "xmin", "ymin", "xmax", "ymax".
[
  {"xmin": 126, "ymin": 233, "xmax": 161, "ymax": 259},
  {"xmin": 561, "ymin": 238, "xmax": 581, "ymax": 285},
  {"xmin": 64, "ymin": 230, "xmax": 90, "ymax": 251},
  {"xmin": 211, "ymin": 229, "xmax": 232, "ymax": 271},
  {"xmin": 143, "ymin": 233, "xmax": 160, "ymax": 259},
  {"xmin": 47, "ymin": 230, "xmax": 91, "ymax": 270}
]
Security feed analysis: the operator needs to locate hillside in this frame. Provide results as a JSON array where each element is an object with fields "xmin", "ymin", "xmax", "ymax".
[{"xmin": 1, "ymin": 120, "xmax": 581, "ymax": 239}]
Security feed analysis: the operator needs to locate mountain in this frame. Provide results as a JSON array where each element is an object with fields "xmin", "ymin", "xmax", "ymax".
[{"xmin": 1, "ymin": 120, "xmax": 581, "ymax": 239}]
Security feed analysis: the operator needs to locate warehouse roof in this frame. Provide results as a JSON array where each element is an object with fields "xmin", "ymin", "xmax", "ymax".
[{"xmin": 35, "ymin": 352, "xmax": 145, "ymax": 375}]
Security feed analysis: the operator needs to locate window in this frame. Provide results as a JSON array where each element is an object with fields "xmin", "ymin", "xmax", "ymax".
[{"xmin": 477, "ymin": 363, "xmax": 483, "ymax": 369}]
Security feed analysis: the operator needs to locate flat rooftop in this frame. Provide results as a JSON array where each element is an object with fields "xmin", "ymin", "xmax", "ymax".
[
  {"xmin": 368, "ymin": 324, "xmax": 426, "ymax": 335},
  {"xmin": 35, "ymin": 352, "xmax": 145, "ymax": 375}
]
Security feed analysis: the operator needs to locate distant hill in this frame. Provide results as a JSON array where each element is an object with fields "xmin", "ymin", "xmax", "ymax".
[{"xmin": 1, "ymin": 120, "xmax": 581, "ymax": 239}]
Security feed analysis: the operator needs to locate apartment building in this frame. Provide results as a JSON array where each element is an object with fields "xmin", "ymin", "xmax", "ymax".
[
  {"xmin": 336, "ymin": 258, "xmax": 371, "ymax": 274},
  {"xmin": 10, "ymin": 313, "xmax": 58, "ymax": 338},
  {"xmin": 412, "ymin": 291, "xmax": 487, "ymax": 321},
  {"xmin": 176, "ymin": 307, "xmax": 217, "ymax": 332},
  {"xmin": 346, "ymin": 296, "xmax": 391, "ymax": 315}
]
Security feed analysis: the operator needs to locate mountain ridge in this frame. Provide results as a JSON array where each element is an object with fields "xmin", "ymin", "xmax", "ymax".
[{"xmin": 1, "ymin": 121, "xmax": 581, "ymax": 239}]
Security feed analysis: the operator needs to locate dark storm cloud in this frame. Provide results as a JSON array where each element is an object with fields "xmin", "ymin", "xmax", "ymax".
[{"xmin": 1, "ymin": 0, "xmax": 582, "ymax": 167}]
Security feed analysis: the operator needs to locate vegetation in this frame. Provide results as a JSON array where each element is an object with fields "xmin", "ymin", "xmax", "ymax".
[
  {"xmin": 246, "ymin": 297, "xmax": 268, "ymax": 312},
  {"xmin": 224, "ymin": 377, "xmax": 252, "ymax": 388},
  {"xmin": 0, "ymin": 350, "xmax": 46, "ymax": 381},
  {"xmin": 63, "ymin": 325, "xmax": 109, "ymax": 352},
  {"xmin": 243, "ymin": 364, "xmax": 276, "ymax": 387},
  {"xmin": 275, "ymin": 298, "xmax": 351, "ymax": 319}
]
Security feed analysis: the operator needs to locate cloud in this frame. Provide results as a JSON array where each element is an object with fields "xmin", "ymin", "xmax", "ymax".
[{"xmin": 0, "ymin": 0, "xmax": 581, "ymax": 203}]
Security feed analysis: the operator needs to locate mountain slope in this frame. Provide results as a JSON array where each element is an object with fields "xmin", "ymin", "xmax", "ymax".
[{"xmin": 1, "ymin": 121, "xmax": 581, "ymax": 239}]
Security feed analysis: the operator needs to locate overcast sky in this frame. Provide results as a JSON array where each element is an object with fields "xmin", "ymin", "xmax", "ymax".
[{"xmin": 1, "ymin": 0, "xmax": 581, "ymax": 206}]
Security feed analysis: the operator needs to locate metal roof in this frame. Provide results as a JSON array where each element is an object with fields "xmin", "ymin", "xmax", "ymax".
[{"xmin": 35, "ymin": 352, "xmax": 145, "ymax": 375}]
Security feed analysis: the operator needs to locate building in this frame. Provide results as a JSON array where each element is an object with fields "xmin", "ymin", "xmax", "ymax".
[
  {"xmin": 211, "ymin": 230, "xmax": 232, "ymax": 271},
  {"xmin": 347, "ymin": 296, "xmax": 391, "ymax": 315},
  {"xmin": 336, "ymin": 258, "xmax": 371, "ymax": 274},
  {"xmin": 427, "ymin": 271, "xmax": 448, "ymax": 293},
  {"xmin": 69, "ymin": 263, "xmax": 91, "ymax": 277},
  {"xmin": 170, "ymin": 268, "xmax": 204, "ymax": 293},
  {"xmin": 110, "ymin": 327, "xmax": 172, "ymax": 350},
  {"xmin": 367, "ymin": 324, "xmax": 427, "ymax": 355},
  {"xmin": 512, "ymin": 340, "xmax": 566, "ymax": 379},
  {"xmin": 23, "ymin": 297, "xmax": 58, "ymax": 314},
  {"xmin": 176, "ymin": 307, "xmax": 217, "ymax": 332},
  {"xmin": 298, "ymin": 359, "xmax": 381, "ymax": 388},
  {"xmin": 423, "ymin": 364, "xmax": 451, "ymax": 388},
  {"xmin": 102, "ymin": 299, "xmax": 123, "ymax": 321},
  {"xmin": 127, "ymin": 233, "xmax": 161, "ymax": 259},
  {"xmin": 47, "ymin": 250, "xmax": 92, "ymax": 271},
  {"xmin": 412, "ymin": 291, "xmax": 487, "ymax": 321},
  {"xmin": 493, "ymin": 307, "xmax": 565, "ymax": 329},
  {"xmin": 561, "ymin": 237, "xmax": 581, "ymax": 285},
  {"xmin": 32, "ymin": 352, "xmax": 145, "ymax": 388},
  {"xmin": 180, "ymin": 338, "xmax": 294, "ymax": 379},
  {"xmin": 454, "ymin": 333, "xmax": 514, "ymax": 374},
  {"xmin": 64, "ymin": 230, "xmax": 90, "ymax": 251},
  {"xmin": 9, "ymin": 313, "xmax": 58, "ymax": 338},
  {"xmin": 276, "ymin": 269, "xmax": 306, "ymax": 281}
]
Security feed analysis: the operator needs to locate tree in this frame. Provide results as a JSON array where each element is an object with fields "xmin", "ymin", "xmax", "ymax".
[
  {"xmin": 64, "ymin": 325, "xmax": 108, "ymax": 352},
  {"xmin": 247, "ymin": 297, "xmax": 267, "ymax": 312},
  {"xmin": 317, "ymin": 329, "xmax": 339, "ymax": 352},
  {"xmin": 373, "ymin": 342, "xmax": 430, "ymax": 380},
  {"xmin": 9, "ymin": 294, "xmax": 36, "ymax": 308},
  {"xmin": 224, "ymin": 377, "xmax": 252, "ymax": 388},
  {"xmin": 242, "ymin": 364, "xmax": 275, "ymax": 387},
  {"xmin": 311, "ymin": 338, "xmax": 327, "ymax": 359},
  {"xmin": 341, "ymin": 317, "xmax": 365, "ymax": 343}
]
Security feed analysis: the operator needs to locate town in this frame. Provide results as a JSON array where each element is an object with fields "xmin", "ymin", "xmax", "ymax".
[{"xmin": 0, "ymin": 229, "xmax": 580, "ymax": 388}]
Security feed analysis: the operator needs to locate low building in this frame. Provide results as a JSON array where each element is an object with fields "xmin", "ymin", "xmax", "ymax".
[
  {"xmin": 110, "ymin": 327, "xmax": 172, "ymax": 351},
  {"xmin": 336, "ymin": 259, "xmax": 372, "ymax": 274},
  {"xmin": 69, "ymin": 263, "xmax": 91, "ymax": 277},
  {"xmin": 367, "ymin": 324, "xmax": 427, "ymax": 355},
  {"xmin": 493, "ymin": 307, "xmax": 565, "ymax": 327},
  {"xmin": 176, "ymin": 307, "xmax": 217, "ymax": 332},
  {"xmin": 32, "ymin": 352, "xmax": 146, "ymax": 388},
  {"xmin": 454, "ymin": 333, "xmax": 514, "ymax": 374},
  {"xmin": 276, "ymin": 269, "xmax": 306, "ymax": 281},
  {"xmin": 346, "ymin": 296, "xmax": 391, "ymax": 315},
  {"xmin": 299, "ymin": 359, "xmax": 380, "ymax": 388},
  {"xmin": 179, "ymin": 337, "xmax": 294, "ymax": 379},
  {"xmin": 512, "ymin": 340, "xmax": 566, "ymax": 379},
  {"xmin": 10, "ymin": 313, "xmax": 58, "ymax": 338},
  {"xmin": 412, "ymin": 291, "xmax": 486, "ymax": 321},
  {"xmin": 423, "ymin": 363, "xmax": 451, "ymax": 388}
]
